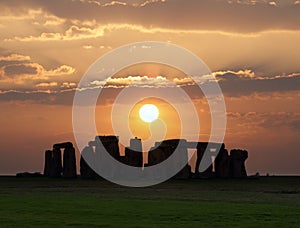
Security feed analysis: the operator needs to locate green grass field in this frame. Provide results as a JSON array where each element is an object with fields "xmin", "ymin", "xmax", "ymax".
[{"xmin": 0, "ymin": 177, "xmax": 299, "ymax": 227}]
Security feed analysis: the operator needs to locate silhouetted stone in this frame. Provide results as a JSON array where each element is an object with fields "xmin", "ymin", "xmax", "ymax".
[
  {"xmin": 63, "ymin": 145, "xmax": 77, "ymax": 178},
  {"xmin": 130, "ymin": 137, "xmax": 142, "ymax": 152},
  {"xmin": 230, "ymin": 149, "xmax": 248, "ymax": 178},
  {"xmin": 43, "ymin": 150, "xmax": 52, "ymax": 177},
  {"xmin": 95, "ymin": 136, "xmax": 120, "ymax": 160},
  {"xmin": 148, "ymin": 146, "xmax": 164, "ymax": 165},
  {"xmin": 44, "ymin": 142, "xmax": 77, "ymax": 178},
  {"xmin": 124, "ymin": 137, "xmax": 143, "ymax": 167},
  {"xmin": 94, "ymin": 136, "xmax": 120, "ymax": 178},
  {"xmin": 215, "ymin": 144, "xmax": 230, "ymax": 178},
  {"xmin": 195, "ymin": 143, "xmax": 214, "ymax": 178},
  {"xmin": 125, "ymin": 147, "xmax": 143, "ymax": 167},
  {"xmin": 80, "ymin": 146, "xmax": 98, "ymax": 179},
  {"xmin": 118, "ymin": 156, "xmax": 129, "ymax": 166},
  {"xmin": 50, "ymin": 147, "xmax": 62, "ymax": 177},
  {"xmin": 51, "ymin": 142, "xmax": 77, "ymax": 178},
  {"xmin": 43, "ymin": 136, "xmax": 249, "ymax": 181},
  {"xmin": 53, "ymin": 142, "xmax": 73, "ymax": 149},
  {"xmin": 148, "ymin": 139, "xmax": 190, "ymax": 179}
]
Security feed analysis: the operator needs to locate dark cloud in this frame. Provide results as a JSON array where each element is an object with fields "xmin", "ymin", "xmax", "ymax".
[
  {"xmin": 0, "ymin": 0, "xmax": 299, "ymax": 32},
  {"xmin": 0, "ymin": 70, "xmax": 299, "ymax": 104},
  {"xmin": 0, "ymin": 53, "xmax": 75, "ymax": 87},
  {"xmin": 176, "ymin": 71, "xmax": 300, "ymax": 99},
  {"xmin": 0, "ymin": 60, "xmax": 29, "ymax": 68},
  {"xmin": 217, "ymin": 73, "xmax": 300, "ymax": 96},
  {"xmin": 0, "ymin": 90, "xmax": 75, "ymax": 105},
  {"xmin": 4, "ymin": 64, "xmax": 38, "ymax": 77},
  {"xmin": 227, "ymin": 111, "xmax": 300, "ymax": 132},
  {"xmin": 0, "ymin": 86, "xmax": 187, "ymax": 105}
]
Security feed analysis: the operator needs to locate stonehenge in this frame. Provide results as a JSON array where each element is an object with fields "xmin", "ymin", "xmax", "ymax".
[{"xmin": 44, "ymin": 136, "xmax": 248, "ymax": 180}]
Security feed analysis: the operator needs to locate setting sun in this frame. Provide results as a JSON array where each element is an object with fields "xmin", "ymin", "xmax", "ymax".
[{"xmin": 139, "ymin": 104, "xmax": 159, "ymax": 123}]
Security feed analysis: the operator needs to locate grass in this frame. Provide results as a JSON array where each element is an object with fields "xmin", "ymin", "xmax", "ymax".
[{"xmin": 0, "ymin": 177, "xmax": 299, "ymax": 227}]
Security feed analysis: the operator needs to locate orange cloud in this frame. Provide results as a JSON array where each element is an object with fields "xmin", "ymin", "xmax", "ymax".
[
  {"xmin": 6, "ymin": 25, "xmax": 105, "ymax": 42},
  {"xmin": 45, "ymin": 65, "xmax": 75, "ymax": 77},
  {"xmin": 0, "ymin": 54, "xmax": 31, "ymax": 62},
  {"xmin": 0, "ymin": 53, "xmax": 75, "ymax": 88},
  {"xmin": 2, "ymin": 0, "xmax": 298, "ymax": 33},
  {"xmin": 61, "ymin": 82, "xmax": 77, "ymax": 88},
  {"xmin": 90, "ymin": 75, "xmax": 172, "ymax": 88},
  {"xmin": 36, "ymin": 82, "xmax": 58, "ymax": 87},
  {"xmin": 102, "ymin": 1, "xmax": 127, "ymax": 7}
]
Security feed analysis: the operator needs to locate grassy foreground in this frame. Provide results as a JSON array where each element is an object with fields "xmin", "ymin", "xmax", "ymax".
[{"xmin": 0, "ymin": 176, "xmax": 299, "ymax": 227}]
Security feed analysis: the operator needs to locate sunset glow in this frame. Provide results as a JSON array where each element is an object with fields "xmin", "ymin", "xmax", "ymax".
[{"xmin": 0, "ymin": 0, "xmax": 299, "ymax": 176}]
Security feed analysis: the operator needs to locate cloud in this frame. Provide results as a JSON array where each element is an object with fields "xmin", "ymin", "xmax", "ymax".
[
  {"xmin": 0, "ymin": 76, "xmax": 299, "ymax": 107},
  {"xmin": 214, "ymin": 69, "xmax": 255, "ymax": 80},
  {"xmin": 35, "ymin": 81, "xmax": 77, "ymax": 88},
  {"xmin": 0, "ymin": 54, "xmax": 31, "ymax": 62},
  {"xmin": 6, "ymin": 22, "xmax": 241, "ymax": 43},
  {"xmin": 1, "ymin": 55, "xmax": 298, "ymax": 97},
  {"xmin": 6, "ymin": 25, "xmax": 105, "ymax": 42},
  {"xmin": 172, "ymin": 70, "xmax": 299, "ymax": 97},
  {"xmin": 61, "ymin": 82, "xmax": 77, "ymax": 88},
  {"xmin": 102, "ymin": 1, "xmax": 128, "ymax": 7},
  {"xmin": 227, "ymin": 111, "xmax": 300, "ymax": 132},
  {"xmin": 216, "ymin": 71, "xmax": 300, "ymax": 96},
  {"xmin": 90, "ymin": 75, "xmax": 174, "ymax": 88},
  {"xmin": 0, "ymin": 89, "xmax": 76, "ymax": 105},
  {"xmin": 42, "ymin": 14, "xmax": 66, "ymax": 26},
  {"xmin": 0, "ymin": 0, "xmax": 299, "ymax": 33},
  {"xmin": 0, "ymin": 63, "xmax": 74, "ymax": 82},
  {"xmin": 36, "ymin": 82, "xmax": 58, "ymax": 87},
  {"xmin": 4, "ymin": 64, "xmax": 38, "ymax": 77},
  {"xmin": 87, "ymin": 70, "xmax": 300, "ymax": 97},
  {"xmin": 0, "ymin": 54, "xmax": 32, "ymax": 70},
  {"xmin": 0, "ymin": 53, "xmax": 75, "ymax": 86},
  {"xmin": 45, "ymin": 65, "xmax": 75, "ymax": 77}
]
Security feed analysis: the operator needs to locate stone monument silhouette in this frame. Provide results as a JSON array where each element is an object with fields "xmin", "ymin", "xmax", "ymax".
[
  {"xmin": 44, "ymin": 136, "xmax": 248, "ymax": 179},
  {"xmin": 44, "ymin": 142, "xmax": 76, "ymax": 178}
]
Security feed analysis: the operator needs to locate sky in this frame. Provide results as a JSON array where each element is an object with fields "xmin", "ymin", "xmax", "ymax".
[{"xmin": 0, "ymin": 0, "xmax": 299, "ymax": 175}]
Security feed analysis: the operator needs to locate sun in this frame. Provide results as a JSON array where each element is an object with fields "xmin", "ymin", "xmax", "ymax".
[{"xmin": 139, "ymin": 104, "xmax": 159, "ymax": 123}]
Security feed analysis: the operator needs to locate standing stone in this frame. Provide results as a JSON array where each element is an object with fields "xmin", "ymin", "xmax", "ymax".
[
  {"xmin": 215, "ymin": 144, "xmax": 230, "ymax": 178},
  {"xmin": 96, "ymin": 136, "xmax": 120, "ymax": 160},
  {"xmin": 130, "ymin": 137, "xmax": 142, "ymax": 152},
  {"xmin": 63, "ymin": 145, "xmax": 77, "ymax": 178},
  {"xmin": 195, "ymin": 143, "xmax": 213, "ymax": 178},
  {"xmin": 148, "ymin": 145, "xmax": 165, "ymax": 165},
  {"xmin": 125, "ymin": 137, "xmax": 143, "ymax": 167},
  {"xmin": 50, "ymin": 147, "xmax": 62, "ymax": 177},
  {"xmin": 148, "ymin": 139, "xmax": 190, "ymax": 179},
  {"xmin": 230, "ymin": 149, "xmax": 248, "ymax": 178},
  {"xmin": 43, "ymin": 150, "xmax": 53, "ymax": 177},
  {"xmin": 80, "ymin": 146, "xmax": 97, "ymax": 179},
  {"xmin": 52, "ymin": 142, "xmax": 77, "ymax": 178},
  {"xmin": 125, "ymin": 147, "xmax": 143, "ymax": 167},
  {"xmin": 94, "ymin": 136, "xmax": 120, "ymax": 178}
]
